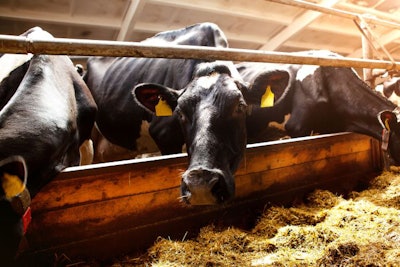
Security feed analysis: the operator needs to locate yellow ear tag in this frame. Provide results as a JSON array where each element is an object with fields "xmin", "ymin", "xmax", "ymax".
[
  {"xmin": 385, "ymin": 118, "xmax": 391, "ymax": 132},
  {"xmin": 260, "ymin": 85, "xmax": 274, "ymax": 108},
  {"xmin": 2, "ymin": 172, "xmax": 25, "ymax": 199},
  {"xmin": 155, "ymin": 98, "xmax": 173, "ymax": 116}
]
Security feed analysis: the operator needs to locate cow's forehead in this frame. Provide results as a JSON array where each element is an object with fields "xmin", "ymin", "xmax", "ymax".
[
  {"xmin": 182, "ymin": 73, "xmax": 241, "ymax": 99},
  {"xmin": 296, "ymin": 65, "xmax": 320, "ymax": 81},
  {"xmin": 178, "ymin": 73, "xmax": 243, "ymax": 112}
]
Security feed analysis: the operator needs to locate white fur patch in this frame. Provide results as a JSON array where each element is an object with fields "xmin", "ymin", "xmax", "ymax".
[
  {"xmin": 0, "ymin": 54, "xmax": 33, "ymax": 83},
  {"xmin": 296, "ymin": 65, "xmax": 319, "ymax": 82},
  {"xmin": 0, "ymin": 27, "xmax": 53, "ymax": 83}
]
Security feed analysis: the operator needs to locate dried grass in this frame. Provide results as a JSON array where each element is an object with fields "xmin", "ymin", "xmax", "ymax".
[{"xmin": 118, "ymin": 171, "xmax": 400, "ymax": 266}]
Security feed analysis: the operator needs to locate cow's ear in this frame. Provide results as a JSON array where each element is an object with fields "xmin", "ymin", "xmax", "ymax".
[
  {"xmin": 243, "ymin": 70, "xmax": 290, "ymax": 107},
  {"xmin": 133, "ymin": 83, "xmax": 179, "ymax": 117},
  {"xmin": 0, "ymin": 156, "xmax": 27, "ymax": 199},
  {"xmin": 378, "ymin": 110, "xmax": 399, "ymax": 132}
]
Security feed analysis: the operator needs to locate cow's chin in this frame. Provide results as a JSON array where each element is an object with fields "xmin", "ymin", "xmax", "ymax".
[{"xmin": 180, "ymin": 167, "xmax": 234, "ymax": 205}]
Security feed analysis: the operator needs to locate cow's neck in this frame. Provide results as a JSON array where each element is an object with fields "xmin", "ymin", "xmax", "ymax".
[
  {"xmin": 345, "ymin": 103, "xmax": 397, "ymax": 141},
  {"xmin": 326, "ymin": 68, "xmax": 396, "ymax": 140}
]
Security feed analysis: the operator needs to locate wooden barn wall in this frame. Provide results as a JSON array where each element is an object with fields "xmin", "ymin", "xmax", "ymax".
[{"xmin": 21, "ymin": 132, "xmax": 382, "ymax": 262}]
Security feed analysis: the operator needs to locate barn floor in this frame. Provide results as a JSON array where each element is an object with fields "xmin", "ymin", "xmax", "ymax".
[{"xmin": 105, "ymin": 170, "xmax": 400, "ymax": 266}]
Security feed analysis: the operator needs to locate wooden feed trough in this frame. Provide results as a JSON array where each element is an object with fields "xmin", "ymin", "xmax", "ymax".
[{"xmin": 21, "ymin": 132, "xmax": 382, "ymax": 263}]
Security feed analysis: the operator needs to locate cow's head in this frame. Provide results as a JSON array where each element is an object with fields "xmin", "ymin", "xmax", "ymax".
[
  {"xmin": 0, "ymin": 156, "xmax": 30, "ymax": 265},
  {"xmin": 133, "ymin": 61, "xmax": 290, "ymax": 205},
  {"xmin": 378, "ymin": 110, "xmax": 400, "ymax": 164}
]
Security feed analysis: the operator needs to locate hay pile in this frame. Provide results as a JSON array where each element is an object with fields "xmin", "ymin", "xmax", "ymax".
[{"xmin": 117, "ymin": 171, "xmax": 400, "ymax": 266}]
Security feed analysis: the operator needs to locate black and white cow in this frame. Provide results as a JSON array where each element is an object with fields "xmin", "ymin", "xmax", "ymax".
[
  {"xmin": 0, "ymin": 27, "xmax": 97, "ymax": 262},
  {"xmin": 84, "ymin": 23, "xmax": 229, "ymax": 161},
  {"xmin": 237, "ymin": 50, "xmax": 400, "ymax": 164},
  {"xmin": 376, "ymin": 76, "xmax": 400, "ymax": 106},
  {"xmin": 133, "ymin": 60, "xmax": 290, "ymax": 205},
  {"xmin": 0, "ymin": 27, "xmax": 97, "ymax": 196}
]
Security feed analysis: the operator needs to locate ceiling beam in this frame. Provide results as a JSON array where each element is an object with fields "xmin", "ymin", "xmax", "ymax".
[
  {"xmin": 259, "ymin": 0, "xmax": 341, "ymax": 51},
  {"xmin": 0, "ymin": 7, "xmax": 120, "ymax": 29},
  {"xmin": 348, "ymin": 29, "xmax": 400, "ymax": 58},
  {"xmin": 0, "ymin": 1, "xmax": 362, "ymax": 41},
  {"xmin": 148, "ymin": 0, "xmax": 293, "ymax": 24},
  {"xmin": 117, "ymin": 0, "xmax": 147, "ymax": 41},
  {"xmin": 337, "ymin": 2, "xmax": 400, "ymax": 25},
  {"xmin": 148, "ymin": 0, "xmax": 360, "ymax": 38}
]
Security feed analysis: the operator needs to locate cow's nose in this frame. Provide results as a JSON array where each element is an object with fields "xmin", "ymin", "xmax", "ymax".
[{"xmin": 181, "ymin": 168, "xmax": 231, "ymax": 205}]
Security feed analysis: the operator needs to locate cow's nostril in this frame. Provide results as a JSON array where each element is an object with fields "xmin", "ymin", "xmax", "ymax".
[
  {"xmin": 209, "ymin": 177, "xmax": 218, "ymax": 187},
  {"xmin": 210, "ymin": 177, "xmax": 225, "ymax": 203},
  {"xmin": 180, "ymin": 181, "xmax": 191, "ymax": 204}
]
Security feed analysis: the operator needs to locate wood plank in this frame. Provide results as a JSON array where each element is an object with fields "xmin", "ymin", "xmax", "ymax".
[
  {"xmin": 21, "ymin": 133, "xmax": 382, "ymax": 263},
  {"xmin": 28, "ymin": 150, "xmax": 375, "ymax": 250},
  {"xmin": 32, "ymin": 133, "xmax": 374, "ymax": 212}
]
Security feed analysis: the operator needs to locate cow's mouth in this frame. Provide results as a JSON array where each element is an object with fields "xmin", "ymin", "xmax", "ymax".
[{"xmin": 180, "ymin": 168, "xmax": 233, "ymax": 205}]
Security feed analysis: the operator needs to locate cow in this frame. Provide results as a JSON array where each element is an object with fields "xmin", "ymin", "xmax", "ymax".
[
  {"xmin": 0, "ymin": 27, "xmax": 97, "ymax": 262},
  {"xmin": 237, "ymin": 50, "xmax": 400, "ymax": 165},
  {"xmin": 83, "ymin": 22, "xmax": 230, "ymax": 162},
  {"xmin": 0, "ymin": 27, "xmax": 97, "ymax": 195},
  {"xmin": 0, "ymin": 156, "xmax": 29, "ymax": 266},
  {"xmin": 133, "ymin": 60, "xmax": 290, "ymax": 205},
  {"xmin": 375, "ymin": 76, "xmax": 400, "ymax": 106}
]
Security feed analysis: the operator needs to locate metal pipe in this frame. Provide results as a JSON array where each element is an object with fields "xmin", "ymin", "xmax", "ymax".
[{"xmin": 0, "ymin": 34, "xmax": 399, "ymax": 70}]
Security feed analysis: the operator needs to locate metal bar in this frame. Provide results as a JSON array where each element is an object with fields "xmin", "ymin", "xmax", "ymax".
[{"xmin": 0, "ymin": 34, "xmax": 399, "ymax": 70}]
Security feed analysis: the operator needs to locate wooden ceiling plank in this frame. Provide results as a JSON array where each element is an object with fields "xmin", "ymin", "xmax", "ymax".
[
  {"xmin": 337, "ymin": 2, "xmax": 400, "ymax": 25},
  {"xmin": 117, "ymin": 0, "xmax": 147, "ymax": 41},
  {"xmin": 259, "ymin": 0, "xmax": 341, "ymax": 51},
  {"xmin": 0, "ymin": 7, "xmax": 120, "ymax": 29},
  {"xmin": 348, "ymin": 29, "xmax": 400, "ymax": 58},
  {"xmin": 147, "ymin": 0, "xmax": 293, "ymax": 25},
  {"xmin": 149, "ymin": 0, "xmax": 361, "ymax": 42}
]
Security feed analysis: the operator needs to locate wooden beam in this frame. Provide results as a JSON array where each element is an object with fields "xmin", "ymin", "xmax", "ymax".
[
  {"xmin": 20, "ymin": 133, "xmax": 381, "ymax": 262},
  {"xmin": 148, "ymin": 0, "xmax": 359, "ymax": 38},
  {"xmin": 337, "ymin": 2, "xmax": 400, "ymax": 25},
  {"xmin": 0, "ymin": 7, "xmax": 120, "ymax": 29},
  {"xmin": 266, "ymin": 0, "xmax": 400, "ymax": 30},
  {"xmin": 259, "ymin": 0, "xmax": 341, "ymax": 51},
  {"xmin": 148, "ymin": 0, "xmax": 293, "ymax": 24},
  {"xmin": 348, "ymin": 29, "xmax": 400, "ymax": 58},
  {"xmin": 117, "ymin": 0, "xmax": 147, "ymax": 41}
]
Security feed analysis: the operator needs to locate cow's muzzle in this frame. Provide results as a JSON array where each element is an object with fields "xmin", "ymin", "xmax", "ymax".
[{"xmin": 181, "ymin": 168, "xmax": 233, "ymax": 205}]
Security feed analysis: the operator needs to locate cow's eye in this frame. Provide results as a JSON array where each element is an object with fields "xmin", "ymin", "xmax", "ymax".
[
  {"xmin": 176, "ymin": 109, "xmax": 187, "ymax": 122},
  {"xmin": 235, "ymin": 102, "xmax": 247, "ymax": 114}
]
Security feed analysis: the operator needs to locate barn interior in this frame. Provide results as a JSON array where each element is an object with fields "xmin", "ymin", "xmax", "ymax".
[
  {"xmin": 2, "ymin": 0, "xmax": 400, "ymax": 265},
  {"xmin": 1, "ymin": 0, "xmax": 400, "ymax": 69}
]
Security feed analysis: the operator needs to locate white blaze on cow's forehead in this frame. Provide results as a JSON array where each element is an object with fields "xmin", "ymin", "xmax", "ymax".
[
  {"xmin": 296, "ymin": 65, "xmax": 319, "ymax": 81},
  {"xmin": 0, "ymin": 54, "xmax": 33, "ymax": 83},
  {"xmin": 197, "ymin": 73, "xmax": 220, "ymax": 89},
  {"xmin": 36, "ymin": 67, "xmax": 75, "ymax": 129}
]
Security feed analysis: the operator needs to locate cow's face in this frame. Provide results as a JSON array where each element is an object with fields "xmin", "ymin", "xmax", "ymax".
[
  {"xmin": 379, "ymin": 110, "xmax": 400, "ymax": 164},
  {"xmin": 134, "ymin": 62, "xmax": 289, "ymax": 205},
  {"xmin": 0, "ymin": 156, "xmax": 29, "ymax": 264}
]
